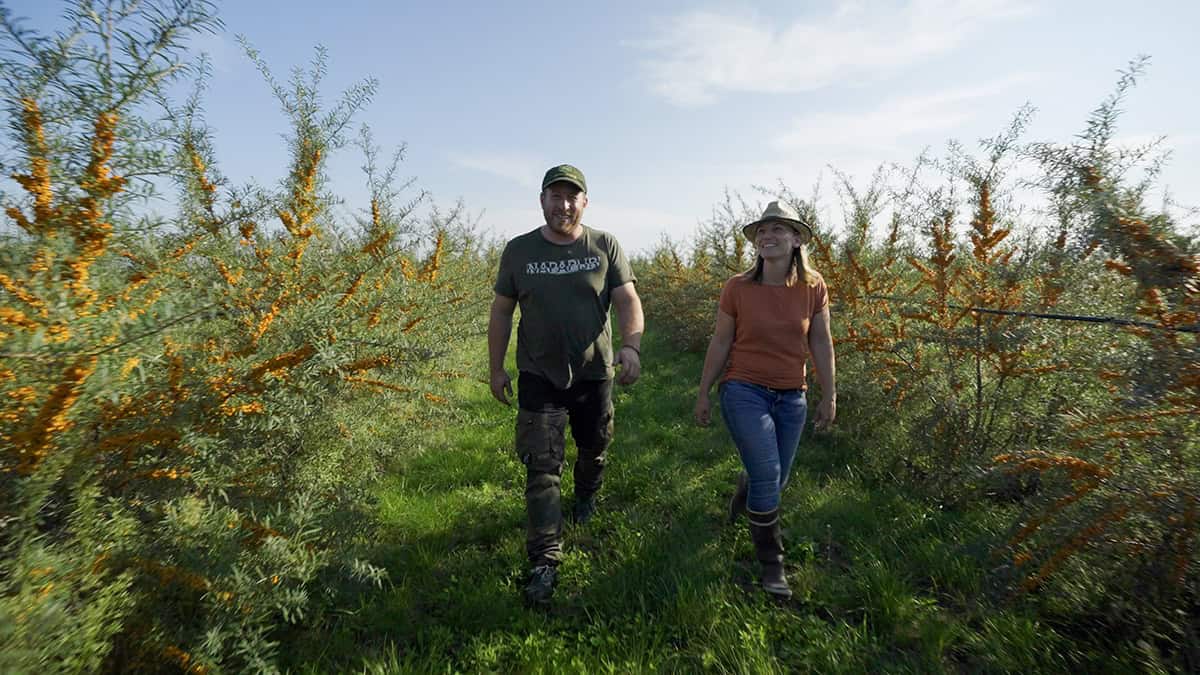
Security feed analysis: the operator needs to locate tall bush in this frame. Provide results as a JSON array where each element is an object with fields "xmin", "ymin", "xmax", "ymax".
[
  {"xmin": 0, "ymin": 2, "xmax": 488, "ymax": 671},
  {"xmin": 636, "ymin": 192, "xmax": 756, "ymax": 353},
  {"xmin": 995, "ymin": 62, "xmax": 1198, "ymax": 649},
  {"xmin": 635, "ymin": 60, "xmax": 1197, "ymax": 657}
]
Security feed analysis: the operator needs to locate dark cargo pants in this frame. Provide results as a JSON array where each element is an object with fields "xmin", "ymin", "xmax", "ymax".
[{"xmin": 516, "ymin": 373, "xmax": 613, "ymax": 567}]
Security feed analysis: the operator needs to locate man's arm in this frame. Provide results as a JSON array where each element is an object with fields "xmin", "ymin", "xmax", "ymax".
[
  {"xmin": 611, "ymin": 281, "xmax": 644, "ymax": 385},
  {"xmin": 488, "ymin": 293, "xmax": 518, "ymax": 405}
]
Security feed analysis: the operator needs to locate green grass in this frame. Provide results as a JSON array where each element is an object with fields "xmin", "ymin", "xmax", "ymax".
[{"xmin": 283, "ymin": 337, "xmax": 1150, "ymax": 673}]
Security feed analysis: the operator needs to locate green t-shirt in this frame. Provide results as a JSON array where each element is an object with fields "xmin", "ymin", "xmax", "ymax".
[{"xmin": 494, "ymin": 225, "xmax": 636, "ymax": 390}]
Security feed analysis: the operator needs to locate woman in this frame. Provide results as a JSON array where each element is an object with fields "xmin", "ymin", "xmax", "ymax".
[{"xmin": 694, "ymin": 200, "xmax": 837, "ymax": 598}]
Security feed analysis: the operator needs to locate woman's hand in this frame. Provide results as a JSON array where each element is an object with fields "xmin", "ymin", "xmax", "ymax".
[
  {"xmin": 813, "ymin": 396, "xmax": 836, "ymax": 433},
  {"xmin": 694, "ymin": 392, "xmax": 712, "ymax": 426}
]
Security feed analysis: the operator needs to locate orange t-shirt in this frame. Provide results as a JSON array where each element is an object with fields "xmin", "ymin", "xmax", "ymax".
[{"xmin": 719, "ymin": 273, "xmax": 829, "ymax": 390}]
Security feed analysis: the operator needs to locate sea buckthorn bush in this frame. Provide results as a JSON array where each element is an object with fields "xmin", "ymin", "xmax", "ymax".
[
  {"xmin": 635, "ymin": 193, "xmax": 757, "ymax": 353},
  {"xmin": 637, "ymin": 61, "xmax": 1197, "ymax": 649},
  {"xmin": 0, "ymin": 2, "xmax": 490, "ymax": 671},
  {"xmin": 992, "ymin": 63, "xmax": 1198, "ymax": 645}
]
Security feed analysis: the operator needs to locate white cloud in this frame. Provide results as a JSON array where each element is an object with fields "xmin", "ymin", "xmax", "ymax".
[
  {"xmin": 636, "ymin": 0, "xmax": 1034, "ymax": 106},
  {"xmin": 450, "ymin": 152, "xmax": 543, "ymax": 189},
  {"xmin": 774, "ymin": 74, "xmax": 1037, "ymax": 151}
]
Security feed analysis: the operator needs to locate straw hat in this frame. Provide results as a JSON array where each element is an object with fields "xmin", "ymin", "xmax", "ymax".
[{"xmin": 741, "ymin": 200, "xmax": 813, "ymax": 244}]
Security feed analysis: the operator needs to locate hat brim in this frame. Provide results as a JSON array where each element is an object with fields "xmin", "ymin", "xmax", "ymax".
[
  {"xmin": 541, "ymin": 178, "xmax": 586, "ymax": 193},
  {"xmin": 742, "ymin": 217, "xmax": 813, "ymax": 244}
]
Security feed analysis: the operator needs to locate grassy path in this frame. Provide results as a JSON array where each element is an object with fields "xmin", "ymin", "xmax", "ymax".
[{"xmin": 289, "ymin": 341, "xmax": 1138, "ymax": 673}]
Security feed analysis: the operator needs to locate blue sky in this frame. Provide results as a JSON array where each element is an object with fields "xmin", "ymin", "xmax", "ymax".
[{"xmin": 8, "ymin": 0, "xmax": 1200, "ymax": 254}]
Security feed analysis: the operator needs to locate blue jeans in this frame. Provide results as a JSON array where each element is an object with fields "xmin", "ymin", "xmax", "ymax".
[{"xmin": 719, "ymin": 380, "xmax": 808, "ymax": 513}]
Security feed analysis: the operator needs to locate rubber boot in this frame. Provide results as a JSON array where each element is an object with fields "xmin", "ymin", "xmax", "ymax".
[
  {"xmin": 728, "ymin": 471, "xmax": 748, "ymax": 524},
  {"xmin": 748, "ymin": 508, "xmax": 791, "ymax": 598}
]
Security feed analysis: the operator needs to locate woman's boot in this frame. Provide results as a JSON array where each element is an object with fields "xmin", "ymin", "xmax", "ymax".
[
  {"xmin": 748, "ymin": 508, "xmax": 791, "ymax": 598},
  {"xmin": 728, "ymin": 471, "xmax": 748, "ymax": 524}
]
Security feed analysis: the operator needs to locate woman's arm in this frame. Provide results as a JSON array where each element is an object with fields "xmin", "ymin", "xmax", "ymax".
[
  {"xmin": 808, "ymin": 305, "xmax": 837, "ymax": 431},
  {"xmin": 695, "ymin": 309, "xmax": 736, "ymax": 426}
]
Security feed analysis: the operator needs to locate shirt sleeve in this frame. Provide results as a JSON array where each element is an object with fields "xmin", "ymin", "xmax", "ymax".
[
  {"xmin": 606, "ymin": 235, "xmax": 637, "ymax": 290},
  {"xmin": 810, "ymin": 276, "xmax": 829, "ymax": 317},
  {"xmin": 718, "ymin": 277, "xmax": 738, "ymax": 318},
  {"xmin": 493, "ymin": 242, "xmax": 517, "ymax": 298}
]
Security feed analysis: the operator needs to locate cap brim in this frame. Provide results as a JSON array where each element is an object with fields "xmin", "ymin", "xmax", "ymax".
[
  {"xmin": 742, "ymin": 217, "xmax": 813, "ymax": 244},
  {"xmin": 542, "ymin": 178, "xmax": 586, "ymax": 193}
]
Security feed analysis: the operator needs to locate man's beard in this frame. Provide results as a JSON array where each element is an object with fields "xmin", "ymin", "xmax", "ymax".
[{"xmin": 548, "ymin": 211, "xmax": 582, "ymax": 232}]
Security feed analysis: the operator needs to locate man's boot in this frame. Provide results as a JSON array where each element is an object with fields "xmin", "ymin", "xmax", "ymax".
[
  {"xmin": 748, "ymin": 508, "xmax": 791, "ymax": 598},
  {"xmin": 524, "ymin": 564, "xmax": 557, "ymax": 607},
  {"xmin": 572, "ymin": 441, "xmax": 608, "ymax": 525},
  {"xmin": 728, "ymin": 471, "xmax": 748, "ymax": 524},
  {"xmin": 571, "ymin": 493, "xmax": 597, "ymax": 525}
]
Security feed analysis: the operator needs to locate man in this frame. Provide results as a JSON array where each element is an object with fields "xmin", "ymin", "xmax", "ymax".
[{"xmin": 488, "ymin": 164, "xmax": 644, "ymax": 606}]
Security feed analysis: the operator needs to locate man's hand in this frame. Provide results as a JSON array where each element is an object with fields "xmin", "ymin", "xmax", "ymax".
[
  {"xmin": 694, "ymin": 392, "xmax": 711, "ymax": 426},
  {"xmin": 490, "ymin": 369, "xmax": 514, "ymax": 406},
  {"xmin": 813, "ymin": 396, "xmax": 836, "ymax": 433},
  {"xmin": 614, "ymin": 345, "xmax": 641, "ymax": 385}
]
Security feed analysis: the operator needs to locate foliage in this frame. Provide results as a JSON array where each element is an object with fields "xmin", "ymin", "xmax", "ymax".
[
  {"xmin": 635, "ymin": 59, "xmax": 1198, "ymax": 661},
  {"xmin": 0, "ymin": 1, "xmax": 490, "ymax": 671},
  {"xmin": 995, "ymin": 60, "xmax": 1199, "ymax": 647},
  {"xmin": 1, "ymin": 1, "xmax": 1195, "ymax": 669},
  {"xmin": 635, "ymin": 192, "xmax": 757, "ymax": 353},
  {"xmin": 283, "ymin": 332, "xmax": 1151, "ymax": 673}
]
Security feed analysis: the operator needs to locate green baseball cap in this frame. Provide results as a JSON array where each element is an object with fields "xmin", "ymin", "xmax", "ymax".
[{"xmin": 541, "ymin": 164, "xmax": 587, "ymax": 193}]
